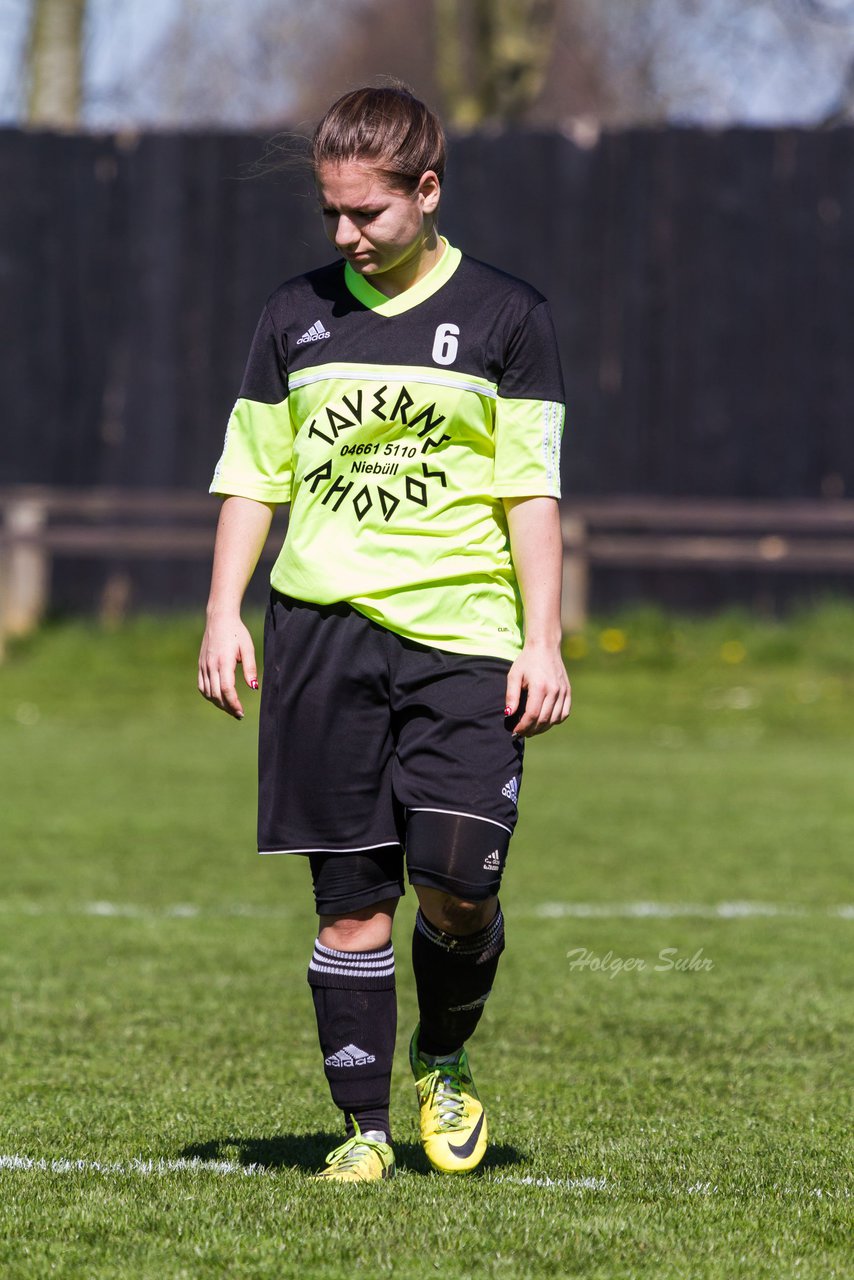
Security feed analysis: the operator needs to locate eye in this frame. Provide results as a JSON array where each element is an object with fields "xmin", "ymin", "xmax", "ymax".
[{"xmin": 320, "ymin": 206, "xmax": 381, "ymax": 220}]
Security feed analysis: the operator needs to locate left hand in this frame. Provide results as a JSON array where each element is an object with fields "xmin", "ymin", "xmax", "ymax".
[{"xmin": 504, "ymin": 643, "xmax": 572, "ymax": 738}]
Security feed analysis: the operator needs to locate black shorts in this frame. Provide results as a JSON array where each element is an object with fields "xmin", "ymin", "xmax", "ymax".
[{"xmin": 258, "ymin": 591, "xmax": 525, "ymax": 914}]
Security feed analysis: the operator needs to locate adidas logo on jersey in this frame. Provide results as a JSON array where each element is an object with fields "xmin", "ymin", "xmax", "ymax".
[
  {"xmin": 501, "ymin": 776, "xmax": 519, "ymax": 806},
  {"xmin": 324, "ymin": 1043, "xmax": 376, "ymax": 1067},
  {"xmin": 296, "ymin": 320, "xmax": 331, "ymax": 344},
  {"xmin": 482, "ymin": 849, "xmax": 501, "ymax": 871}
]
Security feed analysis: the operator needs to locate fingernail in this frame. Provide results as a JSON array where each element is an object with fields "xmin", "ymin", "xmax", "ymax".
[
  {"xmin": 250, "ymin": 680, "xmax": 259, "ymax": 690},
  {"xmin": 504, "ymin": 706, "xmax": 513, "ymax": 716}
]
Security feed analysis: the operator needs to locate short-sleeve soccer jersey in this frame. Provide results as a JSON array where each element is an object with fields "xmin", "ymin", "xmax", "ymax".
[{"xmin": 210, "ymin": 240, "xmax": 565, "ymax": 661}]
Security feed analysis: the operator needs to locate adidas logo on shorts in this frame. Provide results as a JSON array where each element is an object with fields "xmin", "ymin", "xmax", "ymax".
[
  {"xmin": 501, "ymin": 776, "xmax": 519, "ymax": 806},
  {"xmin": 324, "ymin": 1043, "xmax": 376, "ymax": 1067},
  {"xmin": 449, "ymin": 992, "xmax": 491, "ymax": 1012},
  {"xmin": 296, "ymin": 319, "xmax": 331, "ymax": 344},
  {"xmin": 482, "ymin": 849, "xmax": 501, "ymax": 872}
]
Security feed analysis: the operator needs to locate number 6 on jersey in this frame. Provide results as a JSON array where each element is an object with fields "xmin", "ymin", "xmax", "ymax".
[{"xmin": 432, "ymin": 322, "xmax": 459, "ymax": 366}]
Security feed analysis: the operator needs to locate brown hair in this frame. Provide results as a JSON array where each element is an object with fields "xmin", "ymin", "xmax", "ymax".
[{"xmin": 311, "ymin": 84, "xmax": 446, "ymax": 191}]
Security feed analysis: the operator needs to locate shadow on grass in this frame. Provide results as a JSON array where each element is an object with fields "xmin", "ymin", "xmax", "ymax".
[{"xmin": 180, "ymin": 1134, "xmax": 525, "ymax": 1176}]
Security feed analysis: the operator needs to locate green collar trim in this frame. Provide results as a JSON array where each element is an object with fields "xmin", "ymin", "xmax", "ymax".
[{"xmin": 343, "ymin": 238, "xmax": 461, "ymax": 316}]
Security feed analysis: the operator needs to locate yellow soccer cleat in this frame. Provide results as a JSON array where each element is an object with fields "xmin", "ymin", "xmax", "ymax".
[
  {"xmin": 409, "ymin": 1027, "xmax": 488, "ymax": 1173},
  {"xmin": 311, "ymin": 1122, "xmax": 395, "ymax": 1182}
]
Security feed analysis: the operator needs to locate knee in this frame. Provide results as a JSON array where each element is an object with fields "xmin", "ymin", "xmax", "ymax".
[
  {"xmin": 318, "ymin": 899, "xmax": 396, "ymax": 951},
  {"xmin": 419, "ymin": 888, "xmax": 498, "ymax": 936}
]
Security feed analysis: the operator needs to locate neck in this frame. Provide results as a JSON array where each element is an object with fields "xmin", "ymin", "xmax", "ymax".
[{"xmin": 369, "ymin": 229, "xmax": 444, "ymax": 299}]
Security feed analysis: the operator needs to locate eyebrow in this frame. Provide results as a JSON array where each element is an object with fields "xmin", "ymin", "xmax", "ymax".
[{"xmin": 317, "ymin": 197, "xmax": 386, "ymax": 214}]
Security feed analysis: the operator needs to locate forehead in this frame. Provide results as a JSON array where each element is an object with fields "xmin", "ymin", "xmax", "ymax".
[{"xmin": 315, "ymin": 161, "xmax": 402, "ymax": 208}]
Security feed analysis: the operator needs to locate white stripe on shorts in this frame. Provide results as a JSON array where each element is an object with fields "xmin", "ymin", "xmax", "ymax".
[
  {"xmin": 407, "ymin": 807, "xmax": 513, "ymax": 835},
  {"xmin": 259, "ymin": 841, "xmax": 401, "ymax": 856}
]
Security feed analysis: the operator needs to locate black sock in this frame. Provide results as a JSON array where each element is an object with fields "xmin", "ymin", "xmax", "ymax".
[
  {"xmin": 307, "ymin": 939, "xmax": 396, "ymax": 1141},
  {"xmin": 411, "ymin": 906, "xmax": 505, "ymax": 1056}
]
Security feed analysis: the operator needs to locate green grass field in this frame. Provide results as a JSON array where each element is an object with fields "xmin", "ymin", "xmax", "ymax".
[{"xmin": 1, "ymin": 600, "xmax": 851, "ymax": 1279}]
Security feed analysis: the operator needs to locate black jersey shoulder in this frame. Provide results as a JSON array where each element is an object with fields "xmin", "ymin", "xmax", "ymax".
[
  {"xmin": 262, "ymin": 260, "xmax": 348, "ymax": 338},
  {"xmin": 236, "ymin": 263, "xmax": 352, "ymax": 405},
  {"xmin": 452, "ymin": 253, "xmax": 547, "ymax": 316},
  {"xmin": 259, "ymin": 252, "xmax": 558, "ymax": 392},
  {"xmin": 445, "ymin": 254, "xmax": 563, "ymax": 394},
  {"xmin": 264, "ymin": 253, "xmax": 547, "ymax": 317}
]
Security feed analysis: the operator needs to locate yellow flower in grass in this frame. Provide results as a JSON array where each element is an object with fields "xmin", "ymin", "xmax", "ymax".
[
  {"xmin": 565, "ymin": 634, "xmax": 588, "ymax": 660},
  {"xmin": 599, "ymin": 628, "xmax": 628, "ymax": 654},
  {"xmin": 720, "ymin": 640, "xmax": 747, "ymax": 665}
]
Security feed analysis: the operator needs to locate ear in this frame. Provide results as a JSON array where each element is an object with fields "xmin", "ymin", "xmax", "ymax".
[{"xmin": 417, "ymin": 170, "xmax": 441, "ymax": 214}]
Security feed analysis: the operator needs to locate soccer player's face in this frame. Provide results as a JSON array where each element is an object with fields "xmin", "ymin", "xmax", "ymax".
[{"xmin": 316, "ymin": 161, "xmax": 439, "ymax": 280}]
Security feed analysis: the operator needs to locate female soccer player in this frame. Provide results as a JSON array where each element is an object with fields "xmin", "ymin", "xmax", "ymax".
[{"xmin": 199, "ymin": 84, "xmax": 570, "ymax": 1181}]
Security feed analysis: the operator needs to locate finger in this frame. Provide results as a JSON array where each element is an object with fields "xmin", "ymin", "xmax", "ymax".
[
  {"xmin": 543, "ymin": 686, "xmax": 572, "ymax": 729},
  {"xmin": 218, "ymin": 668, "xmax": 245, "ymax": 720},
  {"xmin": 504, "ymin": 666, "xmax": 523, "ymax": 718},
  {"xmin": 513, "ymin": 686, "xmax": 546, "ymax": 737},
  {"xmin": 198, "ymin": 645, "xmax": 213, "ymax": 698},
  {"xmin": 528, "ymin": 688, "xmax": 560, "ymax": 736},
  {"xmin": 207, "ymin": 664, "xmax": 223, "ymax": 707},
  {"xmin": 240, "ymin": 639, "xmax": 259, "ymax": 691},
  {"xmin": 546, "ymin": 682, "xmax": 567, "ymax": 723},
  {"xmin": 542, "ymin": 687, "xmax": 562, "ymax": 728}
]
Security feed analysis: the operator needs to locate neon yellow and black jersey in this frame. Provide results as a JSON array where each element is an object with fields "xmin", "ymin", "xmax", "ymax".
[{"xmin": 210, "ymin": 240, "xmax": 565, "ymax": 661}]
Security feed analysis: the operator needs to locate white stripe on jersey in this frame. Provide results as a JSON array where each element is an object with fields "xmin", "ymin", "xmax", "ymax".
[
  {"xmin": 541, "ymin": 399, "xmax": 563, "ymax": 491},
  {"xmin": 288, "ymin": 366, "xmax": 499, "ymax": 400}
]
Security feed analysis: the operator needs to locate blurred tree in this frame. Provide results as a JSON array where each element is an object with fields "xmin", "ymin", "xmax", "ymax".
[
  {"xmin": 792, "ymin": 0, "xmax": 854, "ymax": 122},
  {"xmin": 127, "ymin": 0, "xmax": 324, "ymax": 128},
  {"xmin": 555, "ymin": 0, "xmax": 854, "ymax": 126},
  {"xmin": 294, "ymin": 0, "xmax": 586, "ymax": 131},
  {"xmin": 293, "ymin": 0, "xmax": 854, "ymax": 129},
  {"xmin": 26, "ymin": 0, "xmax": 87, "ymax": 126},
  {"xmin": 7, "ymin": 0, "xmax": 854, "ymax": 131},
  {"xmin": 290, "ymin": 0, "xmax": 439, "ymax": 123},
  {"xmin": 821, "ymin": 55, "xmax": 854, "ymax": 122},
  {"xmin": 435, "ymin": 0, "xmax": 558, "ymax": 126},
  {"xmin": 793, "ymin": 0, "xmax": 854, "ymax": 23}
]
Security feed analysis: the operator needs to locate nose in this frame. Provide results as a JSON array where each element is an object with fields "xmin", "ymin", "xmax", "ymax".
[{"xmin": 333, "ymin": 215, "xmax": 360, "ymax": 252}]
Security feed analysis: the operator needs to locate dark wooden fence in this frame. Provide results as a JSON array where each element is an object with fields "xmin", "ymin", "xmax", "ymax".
[
  {"xmin": 5, "ymin": 487, "xmax": 854, "ymax": 647},
  {"xmin": 1, "ymin": 126, "xmax": 853, "ymax": 615}
]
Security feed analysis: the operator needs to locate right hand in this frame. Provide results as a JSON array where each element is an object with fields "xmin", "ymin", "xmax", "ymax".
[{"xmin": 198, "ymin": 612, "xmax": 259, "ymax": 720}]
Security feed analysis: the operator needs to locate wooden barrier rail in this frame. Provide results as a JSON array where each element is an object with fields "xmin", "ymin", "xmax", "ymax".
[
  {"xmin": 560, "ymin": 497, "xmax": 854, "ymax": 630},
  {"xmin": 2, "ymin": 487, "xmax": 854, "ymax": 643}
]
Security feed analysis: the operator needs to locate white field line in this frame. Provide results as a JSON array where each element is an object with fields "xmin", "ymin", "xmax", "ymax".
[
  {"xmin": 0, "ymin": 901, "xmax": 293, "ymax": 920},
  {"xmin": 0, "ymin": 1153, "xmax": 270, "ymax": 1177},
  {"xmin": 488, "ymin": 1174, "xmax": 849, "ymax": 1199},
  {"xmin": 489, "ymin": 1174, "xmax": 609, "ymax": 1191},
  {"xmin": 0, "ymin": 900, "xmax": 851, "ymax": 921},
  {"xmin": 531, "ymin": 901, "xmax": 854, "ymax": 920},
  {"xmin": 0, "ymin": 1154, "xmax": 848, "ymax": 1198}
]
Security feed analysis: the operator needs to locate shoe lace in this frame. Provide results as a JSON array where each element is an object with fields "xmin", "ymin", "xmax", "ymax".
[
  {"xmin": 322, "ymin": 1126, "xmax": 387, "ymax": 1172},
  {"xmin": 323, "ymin": 1137, "xmax": 372, "ymax": 1171},
  {"xmin": 416, "ymin": 1065, "xmax": 468, "ymax": 1131}
]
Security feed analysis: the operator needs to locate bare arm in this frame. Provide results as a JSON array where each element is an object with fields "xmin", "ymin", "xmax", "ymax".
[
  {"xmin": 502, "ymin": 495, "xmax": 572, "ymax": 737},
  {"xmin": 198, "ymin": 495, "xmax": 276, "ymax": 720}
]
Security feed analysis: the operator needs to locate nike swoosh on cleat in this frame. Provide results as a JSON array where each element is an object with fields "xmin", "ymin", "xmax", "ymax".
[{"xmin": 447, "ymin": 1112, "xmax": 485, "ymax": 1159}]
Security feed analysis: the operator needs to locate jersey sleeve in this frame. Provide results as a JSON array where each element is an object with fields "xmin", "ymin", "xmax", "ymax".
[
  {"xmin": 492, "ymin": 300, "xmax": 565, "ymax": 500},
  {"xmin": 209, "ymin": 304, "xmax": 294, "ymax": 503}
]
